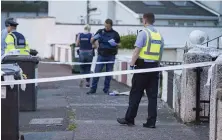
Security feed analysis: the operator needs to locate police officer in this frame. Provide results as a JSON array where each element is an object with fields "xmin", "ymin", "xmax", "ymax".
[
  {"xmin": 4, "ymin": 18, "xmax": 30, "ymax": 55},
  {"xmin": 117, "ymin": 13, "xmax": 164, "ymax": 128},
  {"xmin": 1, "ymin": 18, "xmax": 14, "ymax": 56},
  {"xmin": 87, "ymin": 19, "xmax": 120, "ymax": 94},
  {"xmin": 76, "ymin": 24, "xmax": 95, "ymax": 87}
]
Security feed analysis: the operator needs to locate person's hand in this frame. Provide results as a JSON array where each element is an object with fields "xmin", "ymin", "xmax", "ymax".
[
  {"xmin": 77, "ymin": 49, "xmax": 80, "ymax": 55},
  {"xmin": 108, "ymin": 39, "xmax": 117, "ymax": 46},
  {"xmin": 129, "ymin": 65, "xmax": 135, "ymax": 70},
  {"xmin": 30, "ymin": 49, "xmax": 38, "ymax": 56},
  {"xmin": 93, "ymin": 34, "xmax": 101, "ymax": 40},
  {"xmin": 22, "ymin": 74, "xmax": 27, "ymax": 79}
]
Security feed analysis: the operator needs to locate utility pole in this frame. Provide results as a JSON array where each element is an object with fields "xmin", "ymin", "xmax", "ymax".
[
  {"xmin": 86, "ymin": 0, "xmax": 97, "ymax": 24},
  {"xmin": 86, "ymin": 0, "xmax": 90, "ymax": 24}
]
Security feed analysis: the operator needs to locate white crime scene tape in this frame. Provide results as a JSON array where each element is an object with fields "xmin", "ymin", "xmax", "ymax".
[
  {"xmin": 1, "ymin": 61, "xmax": 217, "ymax": 86},
  {"xmin": 39, "ymin": 59, "xmax": 181, "ymax": 65},
  {"xmin": 39, "ymin": 61, "xmax": 118, "ymax": 65}
]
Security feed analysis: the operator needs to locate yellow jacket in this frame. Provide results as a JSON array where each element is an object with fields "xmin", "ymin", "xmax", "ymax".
[{"xmin": 5, "ymin": 31, "xmax": 30, "ymax": 55}]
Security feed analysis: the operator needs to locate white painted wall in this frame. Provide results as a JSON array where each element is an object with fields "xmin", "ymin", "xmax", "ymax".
[
  {"xmin": 16, "ymin": 17, "xmax": 56, "ymax": 58},
  {"xmin": 1, "ymin": 12, "xmax": 47, "ymax": 29},
  {"xmin": 48, "ymin": 1, "xmax": 86, "ymax": 24},
  {"xmin": 48, "ymin": 1, "xmax": 110, "ymax": 24},
  {"xmin": 115, "ymin": 1, "xmax": 139, "ymax": 25},
  {"xmin": 48, "ymin": 0, "xmax": 138, "ymax": 25},
  {"xmin": 48, "ymin": 0, "xmax": 139, "ymax": 25},
  {"xmin": 107, "ymin": 1, "xmax": 116, "ymax": 23},
  {"xmin": 90, "ymin": 1, "xmax": 108, "ymax": 24}
]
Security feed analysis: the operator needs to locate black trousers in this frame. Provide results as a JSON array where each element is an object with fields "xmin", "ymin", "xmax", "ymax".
[{"xmin": 125, "ymin": 62, "xmax": 159, "ymax": 122}]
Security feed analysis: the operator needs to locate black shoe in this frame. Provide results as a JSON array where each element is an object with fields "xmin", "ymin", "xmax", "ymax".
[
  {"xmin": 143, "ymin": 118, "xmax": 156, "ymax": 128},
  {"xmin": 85, "ymin": 82, "xmax": 90, "ymax": 88},
  {"xmin": 86, "ymin": 89, "xmax": 96, "ymax": 94},
  {"xmin": 103, "ymin": 89, "xmax": 110, "ymax": 94},
  {"xmin": 117, "ymin": 118, "xmax": 135, "ymax": 126}
]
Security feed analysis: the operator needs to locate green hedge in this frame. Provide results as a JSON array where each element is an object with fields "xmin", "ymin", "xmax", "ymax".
[{"xmin": 119, "ymin": 34, "xmax": 136, "ymax": 49}]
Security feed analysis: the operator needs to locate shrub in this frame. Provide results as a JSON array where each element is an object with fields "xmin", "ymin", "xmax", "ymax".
[{"xmin": 119, "ymin": 34, "xmax": 137, "ymax": 49}]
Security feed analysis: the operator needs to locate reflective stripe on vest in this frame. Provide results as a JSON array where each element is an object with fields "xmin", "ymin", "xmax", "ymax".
[
  {"xmin": 5, "ymin": 32, "xmax": 30, "ymax": 55},
  {"xmin": 139, "ymin": 28, "xmax": 163, "ymax": 61}
]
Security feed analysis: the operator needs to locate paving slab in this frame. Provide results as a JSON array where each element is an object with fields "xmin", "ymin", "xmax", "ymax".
[
  {"xmin": 24, "ymin": 131, "xmax": 74, "ymax": 140},
  {"xmin": 74, "ymin": 123, "xmax": 200, "ymax": 140}
]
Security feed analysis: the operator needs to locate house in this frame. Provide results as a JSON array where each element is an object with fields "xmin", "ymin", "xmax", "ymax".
[{"xmin": 48, "ymin": 0, "xmax": 222, "ymax": 27}]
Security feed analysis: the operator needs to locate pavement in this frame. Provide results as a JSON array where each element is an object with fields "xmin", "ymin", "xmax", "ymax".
[{"xmin": 20, "ymin": 63, "xmax": 209, "ymax": 140}]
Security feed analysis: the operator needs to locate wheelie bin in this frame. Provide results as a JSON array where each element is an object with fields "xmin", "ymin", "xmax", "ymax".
[
  {"xmin": 1, "ymin": 63, "xmax": 24, "ymax": 140},
  {"xmin": 2, "ymin": 55, "xmax": 40, "ymax": 111},
  {"xmin": 71, "ymin": 43, "xmax": 80, "ymax": 73}
]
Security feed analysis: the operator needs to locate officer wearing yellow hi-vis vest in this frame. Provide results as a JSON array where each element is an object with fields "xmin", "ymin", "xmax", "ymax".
[
  {"xmin": 4, "ymin": 19, "xmax": 30, "ymax": 55},
  {"xmin": 117, "ymin": 13, "xmax": 164, "ymax": 128}
]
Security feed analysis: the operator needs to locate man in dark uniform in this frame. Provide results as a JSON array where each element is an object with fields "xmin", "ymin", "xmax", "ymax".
[
  {"xmin": 117, "ymin": 13, "xmax": 164, "ymax": 128},
  {"xmin": 87, "ymin": 19, "xmax": 120, "ymax": 94}
]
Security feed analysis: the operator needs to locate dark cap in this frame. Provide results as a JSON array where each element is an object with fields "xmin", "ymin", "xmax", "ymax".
[{"xmin": 5, "ymin": 18, "xmax": 19, "ymax": 27}]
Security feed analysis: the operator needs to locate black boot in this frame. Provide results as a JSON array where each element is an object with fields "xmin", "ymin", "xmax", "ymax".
[
  {"xmin": 86, "ymin": 89, "xmax": 96, "ymax": 94},
  {"xmin": 117, "ymin": 118, "xmax": 135, "ymax": 126},
  {"xmin": 143, "ymin": 118, "xmax": 156, "ymax": 128}
]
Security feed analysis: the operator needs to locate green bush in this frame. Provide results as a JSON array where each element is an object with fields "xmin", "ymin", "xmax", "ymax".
[{"xmin": 119, "ymin": 34, "xmax": 137, "ymax": 49}]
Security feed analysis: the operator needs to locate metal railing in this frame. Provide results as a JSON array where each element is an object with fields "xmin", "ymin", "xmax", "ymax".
[{"xmin": 202, "ymin": 35, "xmax": 222, "ymax": 49}]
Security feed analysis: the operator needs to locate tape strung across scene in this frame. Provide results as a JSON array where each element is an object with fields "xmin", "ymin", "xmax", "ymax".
[
  {"xmin": 39, "ymin": 59, "xmax": 182, "ymax": 66},
  {"xmin": 39, "ymin": 61, "xmax": 118, "ymax": 65},
  {"xmin": 1, "ymin": 61, "xmax": 217, "ymax": 86}
]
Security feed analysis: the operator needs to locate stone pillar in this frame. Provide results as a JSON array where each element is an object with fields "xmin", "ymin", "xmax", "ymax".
[
  {"xmin": 161, "ymin": 71, "xmax": 168, "ymax": 102},
  {"xmin": 180, "ymin": 53, "xmax": 212, "ymax": 123},
  {"xmin": 210, "ymin": 60, "xmax": 222, "ymax": 140},
  {"xmin": 173, "ymin": 70, "xmax": 182, "ymax": 116}
]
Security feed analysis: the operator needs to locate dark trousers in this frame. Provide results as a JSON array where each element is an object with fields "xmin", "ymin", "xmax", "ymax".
[
  {"xmin": 91, "ymin": 55, "xmax": 115, "ymax": 92},
  {"xmin": 125, "ymin": 62, "xmax": 159, "ymax": 122},
  {"xmin": 79, "ymin": 51, "xmax": 93, "ymax": 82}
]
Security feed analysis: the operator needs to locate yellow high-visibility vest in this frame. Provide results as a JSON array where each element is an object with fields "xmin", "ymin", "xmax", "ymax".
[
  {"xmin": 5, "ymin": 32, "xmax": 30, "ymax": 55},
  {"xmin": 139, "ymin": 28, "xmax": 163, "ymax": 61}
]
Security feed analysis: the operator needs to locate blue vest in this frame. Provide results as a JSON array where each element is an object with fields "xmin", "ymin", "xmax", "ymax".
[
  {"xmin": 98, "ymin": 29, "xmax": 118, "ymax": 56},
  {"xmin": 10, "ymin": 31, "xmax": 26, "ymax": 48},
  {"xmin": 98, "ymin": 30, "xmax": 116, "ymax": 49},
  {"xmin": 79, "ymin": 33, "xmax": 92, "ymax": 50}
]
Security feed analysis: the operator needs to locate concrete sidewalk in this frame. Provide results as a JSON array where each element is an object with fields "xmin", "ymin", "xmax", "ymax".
[{"xmin": 20, "ymin": 63, "xmax": 209, "ymax": 140}]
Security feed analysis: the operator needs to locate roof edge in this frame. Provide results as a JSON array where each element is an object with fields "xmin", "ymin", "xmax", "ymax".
[
  {"xmin": 138, "ymin": 14, "xmax": 219, "ymax": 21},
  {"xmin": 114, "ymin": 0, "xmax": 139, "ymax": 18},
  {"xmin": 191, "ymin": 0, "xmax": 221, "ymax": 17}
]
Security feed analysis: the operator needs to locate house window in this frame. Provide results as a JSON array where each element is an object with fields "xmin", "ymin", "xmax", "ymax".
[
  {"xmin": 81, "ymin": 19, "xmax": 85, "ymax": 24},
  {"xmin": 178, "ymin": 21, "xmax": 185, "ymax": 26},
  {"xmin": 168, "ymin": 20, "xmax": 176, "ymax": 26},
  {"xmin": 140, "ymin": 18, "xmax": 143, "ymax": 24},
  {"xmin": 171, "ymin": 1, "xmax": 194, "ymax": 7},
  {"xmin": 186, "ymin": 21, "xmax": 196, "ymax": 26},
  {"xmin": 169, "ymin": 20, "xmax": 197, "ymax": 26},
  {"xmin": 142, "ymin": 1, "xmax": 163, "ymax": 6}
]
